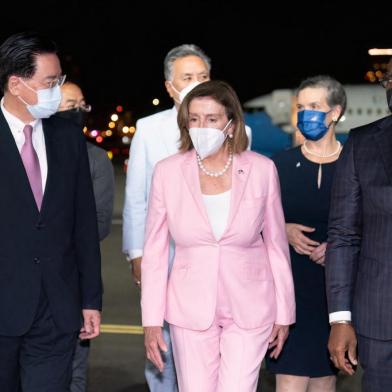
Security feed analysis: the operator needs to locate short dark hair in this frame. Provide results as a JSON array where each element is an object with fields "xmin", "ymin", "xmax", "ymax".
[
  {"xmin": 0, "ymin": 31, "xmax": 57, "ymax": 93},
  {"xmin": 178, "ymin": 80, "xmax": 248, "ymax": 154},
  {"xmin": 296, "ymin": 75, "xmax": 347, "ymax": 120}
]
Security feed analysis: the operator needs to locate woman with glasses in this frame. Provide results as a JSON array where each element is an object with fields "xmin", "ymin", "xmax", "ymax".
[{"xmin": 265, "ymin": 75, "xmax": 346, "ymax": 392}]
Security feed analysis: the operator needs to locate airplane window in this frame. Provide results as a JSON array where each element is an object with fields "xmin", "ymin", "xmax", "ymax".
[
  {"xmin": 367, "ymin": 108, "xmax": 373, "ymax": 115},
  {"xmin": 347, "ymin": 108, "xmax": 353, "ymax": 115},
  {"xmin": 357, "ymin": 108, "xmax": 362, "ymax": 115},
  {"xmin": 377, "ymin": 108, "xmax": 382, "ymax": 115}
]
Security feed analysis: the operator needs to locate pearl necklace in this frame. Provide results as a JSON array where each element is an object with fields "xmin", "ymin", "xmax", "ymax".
[
  {"xmin": 197, "ymin": 152, "xmax": 233, "ymax": 177},
  {"xmin": 302, "ymin": 141, "xmax": 342, "ymax": 189},
  {"xmin": 302, "ymin": 140, "xmax": 342, "ymax": 157}
]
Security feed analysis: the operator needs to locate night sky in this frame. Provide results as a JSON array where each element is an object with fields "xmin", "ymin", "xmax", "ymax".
[{"xmin": 2, "ymin": 0, "xmax": 391, "ymax": 130}]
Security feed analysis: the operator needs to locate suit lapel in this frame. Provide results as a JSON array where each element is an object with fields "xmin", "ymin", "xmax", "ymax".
[
  {"xmin": 161, "ymin": 107, "xmax": 180, "ymax": 156},
  {"xmin": 223, "ymin": 153, "xmax": 251, "ymax": 234},
  {"xmin": 0, "ymin": 110, "xmax": 40, "ymax": 214},
  {"xmin": 40, "ymin": 118, "xmax": 57, "ymax": 215},
  {"xmin": 181, "ymin": 150, "xmax": 251, "ymax": 240},
  {"xmin": 181, "ymin": 150, "xmax": 211, "ymax": 228},
  {"xmin": 374, "ymin": 116, "xmax": 392, "ymax": 184}
]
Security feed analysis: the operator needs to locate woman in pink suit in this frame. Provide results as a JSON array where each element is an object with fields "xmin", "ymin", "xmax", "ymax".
[{"xmin": 141, "ymin": 80, "xmax": 295, "ymax": 392}]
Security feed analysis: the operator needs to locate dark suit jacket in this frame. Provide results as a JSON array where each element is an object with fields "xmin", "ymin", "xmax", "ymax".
[
  {"xmin": 86, "ymin": 142, "xmax": 114, "ymax": 241},
  {"xmin": 0, "ymin": 112, "xmax": 102, "ymax": 336},
  {"xmin": 326, "ymin": 115, "xmax": 392, "ymax": 340}
]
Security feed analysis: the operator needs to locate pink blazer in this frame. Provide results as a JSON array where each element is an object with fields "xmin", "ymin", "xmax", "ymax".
[{"xmin": 141, "ymin": 150, "xmax": 295, "ymax": 330}]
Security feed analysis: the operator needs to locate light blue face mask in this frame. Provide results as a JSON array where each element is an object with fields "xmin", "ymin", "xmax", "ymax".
[{"xmin": 18, "ymin": 79, "xmax": 62, "ymax": 119}]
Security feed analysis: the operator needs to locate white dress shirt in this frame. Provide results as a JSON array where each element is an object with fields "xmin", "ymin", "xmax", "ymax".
[
  {"xmin": 202, "ymin": 190, "xmax": 231, "ymax": 241},
  {"xmin": 1, "ymin": 98, "xmax": 47, "ymax": 191},
  {"xmin": 329, "ymin": 311, "xmax": 351, "ymax": 323}
]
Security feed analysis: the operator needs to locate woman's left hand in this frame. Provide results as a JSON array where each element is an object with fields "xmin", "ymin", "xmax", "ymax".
[
  {"xmin": 268, "ymin": 324, "xmax": 289, "ymax": 359},
  {"xmin": 144, "ymin": 326, "xmax": 167, "ymax": 372},
  {"xmin": 309, "ymin": 242, "xmax": 327, "ymax": 265}
]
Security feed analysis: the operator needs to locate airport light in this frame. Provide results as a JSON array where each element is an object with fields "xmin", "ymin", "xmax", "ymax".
[
  {"xmin": 368, "ymin": 48, "xmax": 392, "ymax": 56},
  {"xmin": 111, "ymin": 114, "xmax": 119, "ymax": 121},
  {"xmin": 152, "ymin": 98, "xmax": 160, "ymax": 106},
  {"xmin": 122, "ymin": 126, "xmax": 129, "ymax": 133},
  {"xmin": 129, "ymin": 126, "xmax": 136, "ymax": 134},
  {"xmin": 108, "ymin": 121, "xmax": 116, "ymax": 129},
  {"xmin": 116, "ymin": 105, "xmax": 123, "ymax": 112}
]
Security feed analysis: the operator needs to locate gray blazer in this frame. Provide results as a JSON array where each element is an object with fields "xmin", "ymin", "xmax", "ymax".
[
  {"xmin": 325, "ymin": 115, "xmax": 392, "ymax": 340},
  {"xmin": 87, "ymin": 142, "xmax": 115, "ymax": 241}
]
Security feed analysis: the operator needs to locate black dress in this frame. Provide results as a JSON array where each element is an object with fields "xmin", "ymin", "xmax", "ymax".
[{"xmin": 266, "ymin": 146, "xmax": 338, "ymax": 377}]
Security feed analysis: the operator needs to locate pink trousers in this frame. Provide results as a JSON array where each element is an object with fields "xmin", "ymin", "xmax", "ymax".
[{"xmin": 169, "ymin": 280, "xmax": 273, "ymax": 392}]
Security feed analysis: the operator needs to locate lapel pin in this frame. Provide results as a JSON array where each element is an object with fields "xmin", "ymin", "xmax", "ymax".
[
  {"xmin": 296, "ymin": 162, "xmax": 301, "ymax": 168},
  {"xmin": 238, "ymin": 169, "xmax": 244, "ymax": 174}
]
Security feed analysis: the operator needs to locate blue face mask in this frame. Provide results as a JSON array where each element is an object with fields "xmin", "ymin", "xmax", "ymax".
[{"xmin": 297, "ymin": 110, "xmax": 330, "ymax": 141}]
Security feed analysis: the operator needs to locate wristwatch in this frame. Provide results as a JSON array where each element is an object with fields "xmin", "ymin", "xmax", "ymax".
[{"xmin": 330, "ymin": 320, "xmax": 352, "ymax": 326}]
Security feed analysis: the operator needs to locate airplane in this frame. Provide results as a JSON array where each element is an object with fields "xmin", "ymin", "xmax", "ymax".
[{"xmin": 243, "ymin": 84, "xmax": 390, "ymax": 156}]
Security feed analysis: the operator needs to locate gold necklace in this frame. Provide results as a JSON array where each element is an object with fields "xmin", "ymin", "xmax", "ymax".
[{"xmin": 302, "ymin": 141, "xmax": 342, "ymax": 189}]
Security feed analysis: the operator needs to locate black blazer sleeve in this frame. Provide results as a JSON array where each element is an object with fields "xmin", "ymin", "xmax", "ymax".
[
  {"xmin": 87, "ymin": 143, "xmax": 115, "ymax": 241},
  {"xmin": 75, "ymin": 134, "xmax": 103, "ymax": 310},
  {"xmin": 325, "ymin": 130, "xmax": 362, "ymax": 313}
]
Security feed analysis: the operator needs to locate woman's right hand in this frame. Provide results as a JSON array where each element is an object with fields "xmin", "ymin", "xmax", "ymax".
[
  {"xmin": 144, "ymin": 326, "xmax": 167, "ymax": 372},
  {"xmin": 286, "ymin": 223, "xmax": 320, "ymax": 255}
]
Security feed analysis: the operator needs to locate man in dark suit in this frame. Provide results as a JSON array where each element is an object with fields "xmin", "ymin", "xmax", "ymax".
[
  {"xmin": 0, "ymin": 32, "xmax": 102, "ymax": 391},
  {"xmin": 57, "ymin": 81, "xmax": 114, "ymax": 392},
  {"xmin": 57, "ymin": 81, "xmax": 115, "ymax": 241},
  {"xmin": 325, "ymin": 58, "xmax": 392, "ymax": 391}
]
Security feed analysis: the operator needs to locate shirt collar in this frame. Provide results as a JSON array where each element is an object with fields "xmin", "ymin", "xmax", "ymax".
[{"xmin": 1, "ymin": 97, "xmax": 39, "ymax": 132}]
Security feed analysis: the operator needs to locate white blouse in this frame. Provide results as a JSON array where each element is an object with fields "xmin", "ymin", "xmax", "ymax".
[{"xmin": 202, "ymin": 190, "xmax": 231, "ymax": 241}]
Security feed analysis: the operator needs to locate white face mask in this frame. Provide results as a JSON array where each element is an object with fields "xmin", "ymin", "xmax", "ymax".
[
  {"xmin": 189, "ymin": 119, "xmax": 233, "ymax": 160},
  {"xmin": 170, "ymin": 81, "xmax": 201, "ymax": 104},
  {"xmin": 18, "ymin": 79, "xmax": 62, "ymax": 119}
]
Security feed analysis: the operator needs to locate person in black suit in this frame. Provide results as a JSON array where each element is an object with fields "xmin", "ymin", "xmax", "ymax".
[
  {"xmin": 0, "ymin": 32, "xmax": 102, "ymax": 392},
  {"xmin": 57, "ymin": 81, "xmax": 115, "ymax": 392},
  {"xmin": 326, "ymin": 57, "xmax": 392, "ymax": 391},
  {"xmin": 57, "ymin": 81, "xmax": 115, "ymax": 241}
]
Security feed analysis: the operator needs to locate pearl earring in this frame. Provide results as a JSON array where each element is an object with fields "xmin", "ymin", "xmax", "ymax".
[{"xmin": 228, "ymin": 134, "xmax": 233, "ymax": 139}]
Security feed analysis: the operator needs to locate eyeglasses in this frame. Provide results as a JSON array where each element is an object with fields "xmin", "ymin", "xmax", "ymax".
[
  {"xmin": 379, "ymin": 74, "xmax": 392, "ymax": 88},
  {"xmin": 47, "ymin": 74, "xmax": 67, "ymax": 88},
  {"xmin": 77, "ymin": 103, "xmax": 92, "ymax": 112},
  {"xmin": 60, "ymin": 100, "xmax": 92, "ymax": 112}
]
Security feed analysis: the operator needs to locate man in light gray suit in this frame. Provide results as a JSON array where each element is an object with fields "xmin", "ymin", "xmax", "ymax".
[{"xmin": 57, "ymin": 81, "xmax": 115, "ymax": 392}]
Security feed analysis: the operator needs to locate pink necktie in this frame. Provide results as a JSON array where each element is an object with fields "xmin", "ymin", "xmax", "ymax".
[{"xmin": 20, "ymin": 125, "xmax": 43, "ymax": 210}]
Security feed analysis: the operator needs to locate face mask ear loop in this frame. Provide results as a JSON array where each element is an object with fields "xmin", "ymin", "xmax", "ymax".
[
  {"xmin": 327, "ymin": 109, "xmax": 337, "ymax": 129},
  {"xmin": 222, "ymin": 118, "xmax": 233, "ymax": 138},
  {"xmin": 19, "ymin": 78, "xmax": 36, "ymax": 93},
  {"xmin": 169, "ymin": 81, "xmax": 181, "ymax": 96},
  {"xmin": 18, "ymin": 78, "xmax": 37, "ymax": 106},
  {"xmin": 169, "ymin": 81, "xmax": 182, "ymax": 104}
]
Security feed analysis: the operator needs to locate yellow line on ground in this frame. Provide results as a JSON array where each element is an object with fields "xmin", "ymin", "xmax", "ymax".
[{"xmin": 101, "ymin": 324, "xmax": 144, "ymax": 335}]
